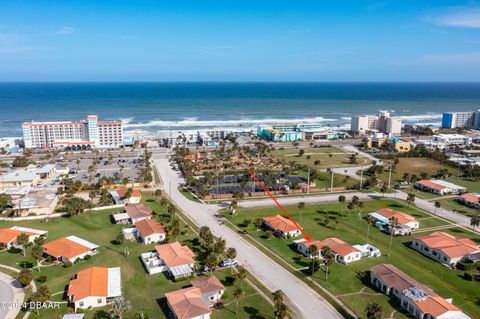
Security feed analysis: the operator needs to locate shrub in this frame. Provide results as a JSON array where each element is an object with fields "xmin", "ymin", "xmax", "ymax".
[
  {"xmin": 37, "ymin": 275, "xmax": 48, "ymax": 283},
  {"xmin": 464, "ymin": 272, "xmax": 473, "ymax": 281},
  {"xmin": 8, "ymin": 247, "xmax": 22, "ymax": 254},
  {"xmin": 84, "ymin": 254, "xmax": 91, "ymax": 260},
  {"xmin": 457, "ymin": 262, "xmax": 478, "ymax": 271},
  {"xmin": 63, "ymin": 261, "xmax": 73, "ymax": 268}
]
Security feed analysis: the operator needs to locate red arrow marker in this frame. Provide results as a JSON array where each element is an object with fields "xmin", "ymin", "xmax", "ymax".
[{"xmin": 247, "ymin": 168, "xmax": 311, "ymax": 241}]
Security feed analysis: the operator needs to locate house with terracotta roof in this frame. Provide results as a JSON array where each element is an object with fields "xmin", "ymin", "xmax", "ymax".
[
  {"xmin": 369, "ymin": 208, "xmax": 419, "ymax": 236},
  {"xmin": 67, "ymin": 266, "xmax": 121, "ymax": 310},
  {"xmin": 109, "ymin": 188, "xmax": 142, "ymax": 205},
  {"xmin": 0, "ymin": 226, "xmax": 47, "ymax": 249},
  {"xmin": 262, "ymin": 214, "xmax": 301, "ymax": 238},
  {"xmin": 134, "ymin": 219, "xmax": 166, "ymax": 244},
  {"xmin": 370, "ymin": 264, "xmax": 471, "ymax": 319},
  {"xmin": 317, "ymin": 237, "xmax": 362, "ymax": 265},
  {"xmin": 165, "ymin": 275, "xmax": 225, "ymax": 319},
  {"xmin": 42, "ymin": 236, "xmax": 99, "ymax": 263},
  {"xmin": 141, "ymin": 242, "xmax": 195, "ymax": 279},
  {"xmin": 112, "ymin": 204, "xmax": 152, "ymax": 224},
  {"xmin": 294, "ymin": 238, "xmax": 323, "ymax": 258},
  {"xmin": 415, "ymin": 179, "xmax": 467, "ymax": 196},
  {"xmin": 411, "ymin": 231, "xmax": 480, "ymax": 267},
  {"xmin": 460, "ymin": 193, "xmax": 480, "ymax": 209}
]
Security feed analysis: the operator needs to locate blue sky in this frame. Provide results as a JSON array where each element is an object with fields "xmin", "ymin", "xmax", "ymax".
[{"xmin": 1, "ymin": 0, "xmax": 480, "ymax": 81}]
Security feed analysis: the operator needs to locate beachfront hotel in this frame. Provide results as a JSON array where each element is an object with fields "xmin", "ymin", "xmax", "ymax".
[
  {"xmin": 441, "ymin": 110, "xmax": 480, "ymax": 129},
  {"xmin": 350, "ymin": 111, "xmax": 402, "ymax": 135},
  {"xmin": 22, "ymin": 115, "xmax": 123, "ymax": 149}
]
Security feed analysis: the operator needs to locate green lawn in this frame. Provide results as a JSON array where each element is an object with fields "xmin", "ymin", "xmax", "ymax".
[
  {"xmin": 438, "ymin": 198, "xmax": 480, "ymax": 217},
  {"xmin": 223, "ymin": 198, "xmax": 480, "ymax": 318},
  {"xmin": 0, "ymin": 194, "xmax": 273, "ymax": 319},
  {"xmin": 272, "ymin": 146, "xmax": 371, "ymax": 169},
  {"xmin": 446, "ymin": 176, "xmax": 480, "ymax": 193}
]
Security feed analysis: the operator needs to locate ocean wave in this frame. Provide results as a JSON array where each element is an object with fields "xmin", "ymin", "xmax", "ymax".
[
  {"xmin": 397, "ymin": 113, "xmax": 442, "ymax": 122},
  {"xmin": 123, "ymin": 116, "xmax": 338, "ymax": 129}
]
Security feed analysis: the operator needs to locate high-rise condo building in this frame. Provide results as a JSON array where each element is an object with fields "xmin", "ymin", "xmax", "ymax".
[
  {"xmin": 22, "ymin": 115, "xmax": 123, "ymax": 149},
  {"xmin": 351, "ymin": 112, "xmax": 402, "ymax": 135},
  {"xmin": 441, "ymin": 110, "xmax": 480, "ymax": 129}
]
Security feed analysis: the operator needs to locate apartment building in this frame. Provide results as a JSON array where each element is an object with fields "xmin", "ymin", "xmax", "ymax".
[
  {"xmin": 22, "ymin": 114, "xmax": 123, "ymax": 149},
  {"xmin": 441, "ymin": 110, "xmax": 480, "ymax": 129},
  {"xmin": 351, "ymin": 111, "xmax": 402, "ymax": 135}
]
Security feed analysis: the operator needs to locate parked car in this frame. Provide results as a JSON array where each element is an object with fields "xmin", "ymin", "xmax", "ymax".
[{"xmin": 219, "ymin": 259, "xmax": 238, "ymax": 267}]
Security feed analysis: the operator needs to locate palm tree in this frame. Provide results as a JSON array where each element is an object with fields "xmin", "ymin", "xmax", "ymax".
[
  {"xmin": 272, "ymin": 290, "xmax": 284, "ymax": 308},
  {"xmin": 110, "ymin": 297, "xmax": 131, "ymax": 319},
  {"xmin": 365, "ymin": 302, "xmax": 383, "ymax": 319},
  {"xmin": 434, "ymin": 201, "xmax": 441, "ymax": 215},
  {"xmin": 387, "ymin": 217, "xmax": 399, "ymax": 257},
  {"xmin": 16, "ymin": 233, "xmax": 29, "ymax": 256},
  {"xmin": 275, "ymin": 303, "xmax": 289, "ymax": 319},
  {"xmin": 308, "ymin": 244, "xmax": 319, "ymax": 275},
  {"xmin": 365, "ymin": 214, "xmax": 374, "ymax": 244},
  {"xmin": 321, "ymin": 246, "xmax": 335, "ymax": 281},
  {"xmin": 297, "ymin": 202, "xmax": 305, "ymax": 222},
  {"xmin": 470, "ymin": 214, "xmax": 480, "ymax": 232},
  {"xmin": 230, "ymin": 200, "xmax": 238, "ymax": 216},
  {"xmin": 233, "ymin": 287, "xmax": 245, "ymax": 316},
  {"xmin": 407, "ymin": 193, "xmax": 415, "ymax": 207},
  {"xmin": 31, "ymin": 245, "xmax": 43, "ymax": 272},
  {"xmin": 235, "ymin": 266, "xmax": 247, "ymax": 288},
  {"xmin": 338, "ymin": 195, "xmax": 346, "ymax": 215}
]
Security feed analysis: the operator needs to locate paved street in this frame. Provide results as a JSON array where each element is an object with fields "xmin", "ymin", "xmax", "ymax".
[
  {"xmin": 0, "ymin": 271, "xmax": 24, "ymax": 319},
  {"xmin": 153, "ymin": 156, "xmax": 345, "ymax": 319}
]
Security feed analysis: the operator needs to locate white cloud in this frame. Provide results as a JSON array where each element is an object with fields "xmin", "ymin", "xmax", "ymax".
[
  {"xmin": 55, "ymin": 26, "xmax": 74, "ymax": 35},
  {"xmin": 431, "ymin": 7, "xmax": 480, "ymax": 28}
]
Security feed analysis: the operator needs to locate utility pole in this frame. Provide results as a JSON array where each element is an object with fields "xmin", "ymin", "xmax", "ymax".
[
  {"xmin": 388, "ymin": 164, "xmax": 392, "ymax": 189},
  {"xmin": 307, "ymin": 167, "xmax": 310, "ymax": 194},
  {"xmin": 360, "ymin": 168, "xmax": 363, "ymax": 189}
]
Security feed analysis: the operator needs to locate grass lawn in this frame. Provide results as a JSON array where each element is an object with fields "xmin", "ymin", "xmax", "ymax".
[
  {"xmin": 438, "ymin": 198, "xmax": 480, "ymax": 217},
  {"xmin": 446, "ymin": 176, "xmax": 480, "ymax": 193},
  {"xmin": 378, "ymin": 158, "xmax": 455, "ymax": 185},
  {"xmin": 223, "ymin": 198, "xmax": 480, "ymax": 318},
  {"xmin": 272, "ymin": 146, "xmax": 371, "ymax": 169},
  {"xmin": 0, "ymin": 194, "xmax": 273, "ymax": 319},
  {"xmin": 180, "ymin": 189, "xmax": 202, "ymax": 203}
]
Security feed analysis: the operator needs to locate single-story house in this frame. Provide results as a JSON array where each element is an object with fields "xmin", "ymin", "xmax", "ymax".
[
  {"xmin": 165, "ymin": 275, "xmax": 225, "ymax": 319},
  {"xmin": 352, "ymin": 244, "xmax": 381, "ymax": 259},
  {"xmin": 415, "ymin": 179, "xmax": 467, "ymax": 196},
  {"xmin": 369, "ymin": 208, "xmax": 419, "ymax": 235},
  {"xmin": 113, "ymin": 204, "xmax": 152, "ymax": 225},
  {"xmin": 134, "ymin": 219, "xmax": 166, "ymax": 244},
  {"xmin": 316, "ymin": 237, "xmax": 362, "ymax": 265},
  {"xmin": 109, "ymin": 188, "xmax": 142, "ymax": 205},
  {"xmin": 42, "ymin": 236, "xmax": 99, "ymax": 263},
  {"xmin": 411, "ymin": 231, "xmax": 480, "ymax": 267},
  {"xmin": 294, "ymin": 238, "xmax": 323, "ymax": 258},
  {"xmin": 370, "ymin": 264, "xmax": 471, "ymax": 319},
  {"xmin": 67, "ymin": 266, "xmax": 121, "ymax": 310},
  {"xmin": 460, "ymin": 193, "xmax": 480, "ymax": 209},
  {"xmin": 0, "ymin": 226, "xmax": 47, "ymax": 249},
  {"xmin": 142, "ymin": 242, "xmax": 195, "ymax": 279},
  {"xmin": 262, "ymin": 214, "xmax": 301, "ymax": 238}
]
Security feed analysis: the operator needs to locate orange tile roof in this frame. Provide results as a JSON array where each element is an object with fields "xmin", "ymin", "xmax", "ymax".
[
  {"xmin": 417, "ymin": 180, "xmax": 447, "ymax": 191},
  {"xmin": 191, "ymin": 275, "xmax": 225, "ymax": 295},
  {"xmin": 135, "ymin": 219, "xmax": 165, "ymax": 238},
  {"xmin": 370, "ymin": 264, "xmax": 434, "ymax": 295},
  {"xmin": 116, "ymin": 188, "xmax": 142, "ymax": 199},
  {"xmin": 413, "ymin": 296, "xmax": 460, "ymax": 317},
  {"xmin": 414, "ymin": 231, "xmax": 480, "ymax": 259},
  {"xmin": 155, "ymin": 242, "xmax": 195, "ymax": 268},
  {"xmin": 125, "ymin": 204, "xmax": 152, "ymax": 220},
  {"xmin": 67, "ymin": 267, "xmax": 108, "ymax": 302},
  {"xmin": 262, "ymin": 215, "xmax": 299, "ymax": 233},
  {"xmin": 0, "ymin": 228, "xmax": 36, "ymax": 245},
  {"xmin": 165, "ymin": 287, "xmax": 211, "ymax": 319},
  {"xmin": 298, "ymin": 239, "xmax": 323, "ymax": 250},
  {"xmin": 42, "ymin": 237, "xmax": 91, "ymax": 259},
  {"xmin": 319, "ymin": 237, "xmax": 359, "ymax": 257},
  {"xmin": 376, "ymin": 208, "xmax": 417, "ymax": 225},
  {"xmin": 461, "ymin": 193, "xmax": 480, "ymax": 205}
]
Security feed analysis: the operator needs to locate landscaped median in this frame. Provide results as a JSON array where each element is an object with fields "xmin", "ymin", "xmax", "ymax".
[
  {"xmin": 0, "ymin": 192, "xmax": 274, "ymax": 319},
  {"xmin": 221, "ymin": 197, "xmax": 480, "ymax": 318}
]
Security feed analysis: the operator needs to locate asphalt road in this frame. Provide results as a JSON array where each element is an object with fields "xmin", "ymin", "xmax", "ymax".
[
  {"xmin": 0, "ymin": 279, "xmax": 13, "ymax": 319},
  {"xmin": 153, "ymin": 156, "xmax": 345, "ymax": 319}
]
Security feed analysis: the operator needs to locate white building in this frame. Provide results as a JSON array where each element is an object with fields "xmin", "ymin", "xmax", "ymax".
[
  {"xmin": 442, "ymin": 110, "xmax": 480, "ymax": 129},
  {"xmin": 432, "ymin": 134, "xmax": 472, "ymax": 146},
  {"xmin": 42, "ymin": 236, "xmax": 99, "ymax": 263},
  {"xmin": 351, "ymin": 112, "xmax": 402, "ymax": 135},
  {"xmin": 0, "ymin": 226, "xmax": 48, "ymax": 249},
  {"xmin": 141, "ymin": 242, "xmax": 195, "ymax": 279},
  {"xmin": 22, "ymin": 114, "xmax": 123, "ymax": 149},
  {"xmin": 67, "ymin": 266, "xmax": 121, "ymax": 310}
]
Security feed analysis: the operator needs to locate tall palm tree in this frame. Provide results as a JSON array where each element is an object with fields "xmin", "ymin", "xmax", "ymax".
[
  {"xmin": 434, "ymin": 201, "xmax": 441, "ymax": 215},
  {"xmin": 470, "ymin": 214, "xmax": 480, "ymax": 232},
  {"xmin": 365, "ymin": 214, "xmax": 374, "ymax": 244},
  {"xmin": 387, "ymin": 217, "xmax": 399, "ymax": 257},
  {"xmin": 230, "ymin": 200, "xmax": 238, "ymax": 216},
  {"xmin": 308, "ymin": 244, "xmax": 319, "ymax": 275},
  {"xmin": 297, "ymin": 202, "xmax": 305, "ymax": 222},
  {"xmin": 235, "ymin": 266, "xmax": 247, "ymax": 288},
  {"xmin": 233, "ymin": 287, "xmax": 245, "ymax": 316},
  {"xmin": 110, "ymin": 297, "xmax": 131, "ymax": 319},
  {"xmin": 407, "ymin": 193, "xmax": 415, "ymax": 207},
  {"xmin": 365, "ymin": 302, "xmax": 383, "ymax": 319},
  {"xmin": 321, "ymin": 246, "xmax": 335, "ymax": 281}
]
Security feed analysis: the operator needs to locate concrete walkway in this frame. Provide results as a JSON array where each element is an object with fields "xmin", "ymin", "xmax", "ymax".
[{"xmin": 153, "ymin": 156, "xmax": 345, "ymax": 319}]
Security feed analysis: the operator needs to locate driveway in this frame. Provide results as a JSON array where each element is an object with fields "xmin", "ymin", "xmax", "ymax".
[{"xmin": 153, "ymin": 156, "xmax": 345, "ymax": 319}]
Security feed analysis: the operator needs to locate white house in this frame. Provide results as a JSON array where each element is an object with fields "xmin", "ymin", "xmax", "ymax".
[
  {"xmin": 134, "ymin": 219, "xmax": 166, "ymax": 244},
  {"xmin": 165, "ymin": 275, "xmax": 225, "ymax": 319},
  {"xmin": 142, "ymin": 242, "xmax": 195, "ymax": 279},
  {"xmin": 0, "ymin": 226, "xmax": 47, "ymax": 249},
  {"xmin": 370, "ymin": 264, "xmax": 471, "ymax": 319},
  {"xmin": 352, "ymin": 244, "xmax": 381, "ymax": 259},
  {"xmin": 67, "ymin": 266, "xmax": 121, "ymax": 310},
  {"xmin": 109, "ymin": 188, "xmax": 142, "ymax": 205},
  {"xmin": 262, "ymin": 214, "xmax": 301, "ymax": 238},
  {"xmin": 411, "ymin": 231, "xmax": 480, "ymax": 267},
  {"xmin": 415, "ymin": 180, "xmax": 467, "ymax": 196},
  {"xmin": 317, "ymin": 237, "xmax": 362, "ymax": 265},
  {"xmin": 42, "ymin": 236, "xmax": 99, "ymax": 263},
  {"xmin": 369, "ymin": 208, "xmax": 419, "ymax": 235},
  {"xmin": 113, "ymin": 204, "xmax": 152, "ymax": 225}
]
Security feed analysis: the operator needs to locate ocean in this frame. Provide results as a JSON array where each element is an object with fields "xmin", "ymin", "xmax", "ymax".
[{"xmin": 0, "ymin": 82, "xmax": 479, "ymax": 138}]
